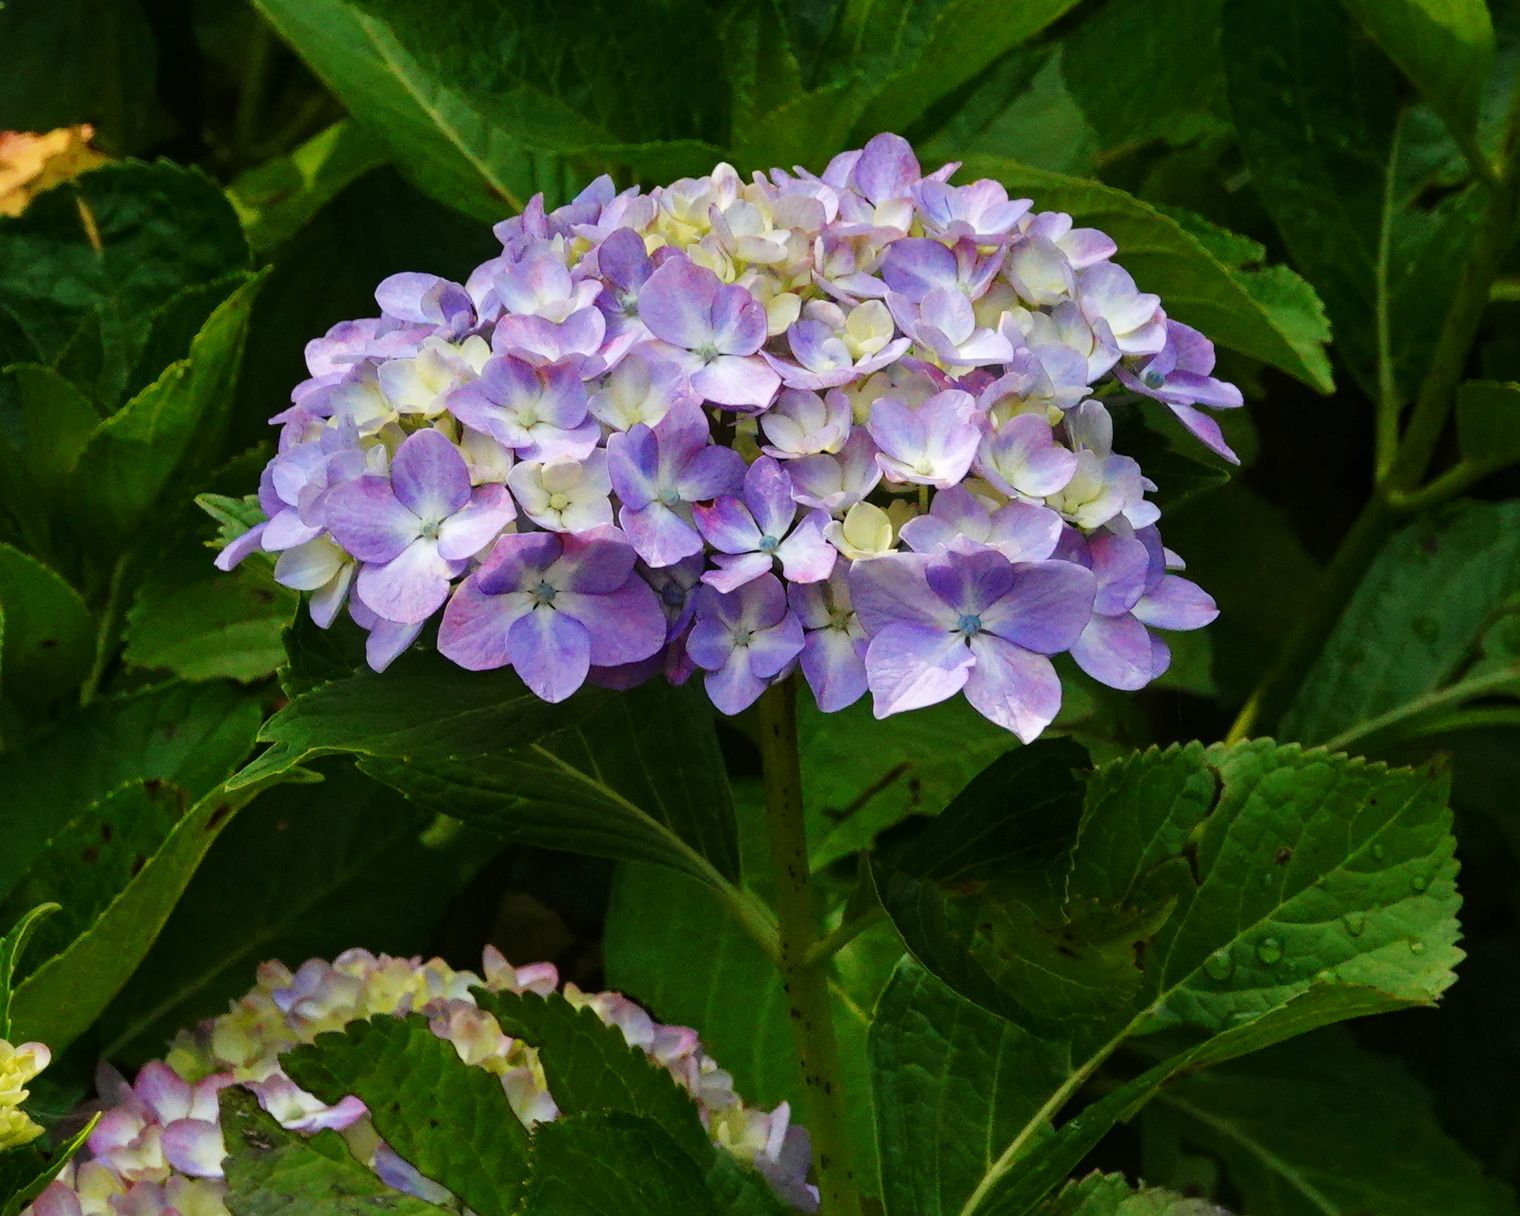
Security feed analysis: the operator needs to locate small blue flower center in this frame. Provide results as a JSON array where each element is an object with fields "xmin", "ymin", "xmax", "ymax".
[
  {"xmin": 1143, "ymin": 369, "xmax": 1166, "ymax": 389},
  {"xmin": 695, "ymin": 342, "xmax": 721, "ymax": 363},
  {"xmin": 733, "ymin": 627, "xmax": 754, "ymax": 647},
  {"xmin": 758, "ymin": 535, "xmax": 781, "ymax": 554},
  {"xmin": 957, "ymin": 613, "xmax": 984, "ymax": 637},
  {"xmin": 419, "ymin": 520, "xmax": 442, "ymax": 540},
  {"xmin": 532, "ymin": 580, "xmax": 558, "ymax": 607},
  {"xmin": 659, "ymin": 487, "xmax": 682, "ymax": 507}
]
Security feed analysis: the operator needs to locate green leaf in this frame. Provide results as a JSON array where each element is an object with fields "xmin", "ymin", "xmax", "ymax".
[
  {"xmin": 0, "ymin": 161, "xmax": 251, "ymax": 403},
  {"xmin": 0, "ymin": 366, "xmax": 99, "ymax": 556},
  {"xmin": 849, "ymin": 0, "xmax": 1083, "ymax": 139},
  {"xmin": 1059, "ymin": 0, "xmax": 1230, "ymax": 156},
  {"xmin": 219, "ymin": 1087, "xmax": 453, "ymax": 1216},
  {"xmin": 0, "ymin": 544, "xmax": 94, "ymax": 711},
  {"xmin": 0, "ymin": 680, "xmax": 263, "ymax": 895},
  {"xmin": 70, "ymin": 273, "xmax": 264, "ymax": 553},
  {"xmin": 800, "ymin": 696, "xmax": 1016, "ymax": 870},
  {"xmin": 954, "ymin": 156, "xmax": 1335, "ymax": 394},
  {"xmin": 1455, "ymin": 380, "xmax": 1520, "ymax": 469},
  {"xmin": 0, "ymin": 904, "xmax": 58, "ymax": 1038},
  {"xmin": 0, "ymin": 0, "xmax": 156, "ymax": 148},
  {"xmin": 1222, "ymin": 0, "xmax": 1480, "ymax": 402},
  {"xmin": 1281, "ymin": 500, "xmax": 1520, "ymax": 747},
  {"xmin": 120, "ymin": 273, "xmax": 248, "ymax": 403},
  {"xmin": 251, "ymin": 0, "xmax": 727, "ymax": 218},
  {"xmin": 282, "ymin": 1014, "xmax": 530, "ymax": 1215},
  {"xmin": 266, "ymin": 656, "xmax": 744, "ymax": 887},
  {"xmin": 1038, "ymin": 1172, "xmax": 1232, "ymax": 1215},
  {"xmin": 0, "ymin": 779, "xmax": 184, "ymax": 964},
  {"xmin": 518, "ymin": 1111, "xmax": 721, "ymax": 1215},
  {"xmin": 472, "ymin": 989, "xmax": 709, "ymax": 1159},
  {"xmin": 869, "ymin": 739, "xmax": 1462, "ymax": 1215},
  {"xmin": 6, "ymin": 762, "xmax": 305, "ymax": 1051},
  {"xmin": 1145, "ymin": 1030, "xmax": 1519, "ymax": 1216},
  {"xmin": 99, "ymin": 765, "xmax": 482, "ymax": 1064},
  {"xmin": 228, "ymin": 121, "xmax": 390, "ymax": 254},
  {"xmin": 123, "ymin": 528, "xmax": 297, "ymax": 684},
  {"xmin": 1340, "ymin": 0, "xmax": 1495, "ymax": 142},
  {"xmin": 870, "ymin": 962, "xmax": 1073, "ymax": 1216}
]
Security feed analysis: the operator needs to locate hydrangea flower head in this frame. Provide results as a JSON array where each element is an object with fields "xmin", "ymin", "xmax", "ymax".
[
  {"xmin": 27, "ymin": 949, "xmax": 816, "ymax": 1216},
  {"xmin": 220, "ymin": 134, "xmax": 1232, "ymax": 740}
]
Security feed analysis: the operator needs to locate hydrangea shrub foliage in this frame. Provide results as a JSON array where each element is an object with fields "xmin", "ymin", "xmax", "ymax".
[{"xmin": 3, "ymin": 1, "xmax": 1520, "ymax": 1215}]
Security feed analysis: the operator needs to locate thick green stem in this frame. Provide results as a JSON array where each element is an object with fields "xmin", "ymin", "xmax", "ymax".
[{"xmin": 757, "ymin": 678, "xmax": 863, "ymax": 1216}]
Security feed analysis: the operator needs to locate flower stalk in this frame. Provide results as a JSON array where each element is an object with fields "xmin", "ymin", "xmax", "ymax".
[{"xmin": 757, "ymin": 677, "xmax": 863, "ymax": 1216}]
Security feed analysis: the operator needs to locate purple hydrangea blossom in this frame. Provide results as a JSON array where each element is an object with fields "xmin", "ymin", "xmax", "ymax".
[
  {"xmin": 438, "ymin": 529, "xmax": 665, "ymax": 701},
  {"xmin": 216, "ymin": 133, "xmax": 1238, "ymax": 738}
]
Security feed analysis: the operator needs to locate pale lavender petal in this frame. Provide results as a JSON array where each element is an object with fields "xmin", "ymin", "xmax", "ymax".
[
  {"xmin": 476, "ymin": 531, "xmax": 561, "ymax": 595},
  {"xmin": 747, "ymin": 613, "xmax": 806, "ymax": 678},
  {"xmin": 1134, "ymin": 576, "xmax": 1218, "ymax": 631},
  {"xmin": 704, "ymin": 649, "xmax": 769, "ymax": 715},
  {"xmin": 553, "ymin": 531, "xmax": 640, "ymax": 594},
  {"xmin": 365, "ymin": 617, "xmax": 424, "ymax": 672},
  {"xmin": 391, "ymin": 429, "xmax": 471, "ymax": 520},
  {"xmin": 709, "ymin": 282, "xmax": 768, "ymax": 355},
  {"xmin": 605, "ymin": 423, "xmax": 660, "ymax": 508},
  {"xmin": 880, "ymin": 238, "xmax": 958, "ymax": 300},
  {"xmin": 925, "ymin": 547, "xmax": 1014, "ymax": 616},
  {"xmin": 160, "ymin": 1121, "xmax": 225, "ymax": 1178},
  {"xmin": 1169, "ymin": 403, "xmax": 1240, "ymax": 464},
  {"xmin": 508, "ymin": 608, "xmax": 592, "ymax": 702},
  {"xmin": 214, "ymin": 521, "xmax": 268, "ymax": 571},
  {"xmin": 865, "ymin": 622, "xmax": 972, "ymax": 717},
  {"xmin": 438, "ymin": 579, "xmax": 528, "ymax": 670},
  {"xmin": 775, "ymin": 510, "xmax": 837, "ymax": 584},
  {"xmin": 559, "ymin": 578, "xmax": 667, "ymax": 667},
  {"xmin": 676, "ymin": 443, "xmax": 747, "ymax": 501},
  {"xmin": 322, "ymin": 477, "xmax": 418, "ymax": 562},
  {"xmin": 1088, "ymin": 532, "xmax": 1150, "ymax": 617},
  {"xmin": 964, "ymin": 635, "xmax": 1061, "ymax": 742},
  {"xmin": 638, "ymin": 259, "xmax": 719, "ymax": 348},
  {"xmin": 355, "ymin": 538, "xmax": 456, "ymax": 624},
  {"xmin": 436, "ymin": 484, "xmax": 516, "ymax": 561},
  {"xmin": 692, "ymin": 354, "xmax": 780, "ymax": 409},
  {"xmin": 745, "ymin": 457, "xmax": 799, "ymax": 540},
  {"xmin": 694, "ymin": 496, "xmax": 764, "ymax": 553},
  {"xmin": 1071, "ymin": 613, "xmax": 1155, "ymax": 690},
  {"xmin": 703, "ymin": 551, "xmax": 776, "ymax": 592},
  {"xmin": 852, "ymin": 132, "xmax": 921, "ymax": 203},
  {"xmin": 980, "ymin": 560, "xmax": 1095, "ymax": 653},
  {"xmin": 849, "ymin": 551, "xmax": 954, "ymax": 633},
  {"xmin": 802, "ymin": 628, "xmax": 867, "ymax": 712},
  {"xmin": 621, "ymin": 501, "xmax": 703, "ymax": 567}
]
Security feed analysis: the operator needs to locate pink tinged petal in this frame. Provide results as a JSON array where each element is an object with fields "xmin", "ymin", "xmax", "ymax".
[
  {"xmin": 160, "ymin": 1120, "xmax": 226, "ymax": 1178},
  {"xmin": 391, "ymin": 429, "xmax": 471, "ymax": 520},
  {"xmin": 438, "ymin": 578, "xmax": 527, "ymax": 670},
  {"xmin": 865, "ymin": 622, "xmax": 973, "ymax": 717},
  {"xmin": 1134, "ymin": 576, "xmax": 1218, "ymax": 631},
  {"xmin": 436, "ymin": 484, "xmax": 516, "ymax": 561},
  {"xmin": 1071, "ymin": 613, "xmax": 1156, "ymax": 691},
  {"xmin": 509, "ymin": 608, "xmax": 592, "ymax": 702},
  {"xmin": 704, "ymin": 649, "xmax": 770, "ymax": 715},
  {"xmin": 621, "ymin": 501, "xmax": 703, "ymax": 567},
  {"xmin": 709, "ymin": 283, "xmax": 768, "ymax": 355},
  {"xmin": 692, "ymin": 354, "xmax": 781, "ymax": 409},
  {"xmin": 366, "ymin": 617, "xmax": 424, "ymax": 672},
  {"xmin": 776, "ymin": 511, "xmax": 837, "ymax": 584},
  {"xmin": 29, "ymin": 1184, "xmax": 82, "ymax": 1216},
  {"xmin": 848, "ymin": 551, "xmax": 955, "ymax": 633},
  {"xmin": 559, "ymin": 577, "xmax": 667, "ymax": 667},
  {"xmin": 214, "ymin": 521, "xmax": 267, "ymax": 571},
  {"xmin": 964, "ymin": 635, "xmax": 1062, "ymax": 742},
  {"xmin": 355, "ymin": 538, "xmax": 457, "ymax": 624},
  {"xmin": 703, "ymin": 551, "xmax": 776, "ymax": 593},
  {"xmin": 322, "ymin": 476, "xmax": 419, "ymax": 562},
  {"xmin": 695, "ymin": 496, "xmax": 764, "ymax": 553},
  {"xmin": 552, "ymin": 530, "xmax": 640, "ymax": 594},
  {"xmin": 802, "ymin": 628, "xmax": 868, "ymax": 712},
  {"xmin": 981, "ymin": 560, "xmax": 1096, "ymax": 653},
  {"xmin": 638, "ymin": 259, "xmax": 720, "ymax": 349},
  {"xmin": 136, "ymin": 1063, "xmax": 194, "ymax": 1121},
  {"xmin": 1168, "ymin": 403, "xmax": 1240, "ymax": 464}
]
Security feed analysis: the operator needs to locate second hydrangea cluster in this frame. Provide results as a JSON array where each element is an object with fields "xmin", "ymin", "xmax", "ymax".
[
  {"xmin": 28, "ymin": 948, "xmax": 815, "ymax": 1216},
  {"xmin": 219, "ymin": 133, "xmax": 1231, "ymax": 740}
]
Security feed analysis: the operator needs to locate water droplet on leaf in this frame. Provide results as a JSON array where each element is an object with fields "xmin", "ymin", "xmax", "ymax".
[
  {"xmin": 1371, "ymin": 844, "xmax": 1386, "ymax": 860},
  {"xmin": 1255, "ymin": 937, "xmax": 1284, "ymax": 965},
  {"xmin": 1411, "ymin": 875, "xmax": 1428, "ymax": 892},
  {"xmin": 1342, "ymin": 911, "xmax": 1367, "ymax": 937},
  {"xmin": 1408, "ymin": 939, "xmax": 1426, "ymax": 955},
  {"xmin": 1203, "ymin": 949, "xmax": 1233, "ymax": 980}
]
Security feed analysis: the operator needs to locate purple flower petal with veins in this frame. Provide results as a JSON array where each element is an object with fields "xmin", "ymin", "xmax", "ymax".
[{"xmin": 686, "ymin": 575, "xmax": 805, "ymax": 713}]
